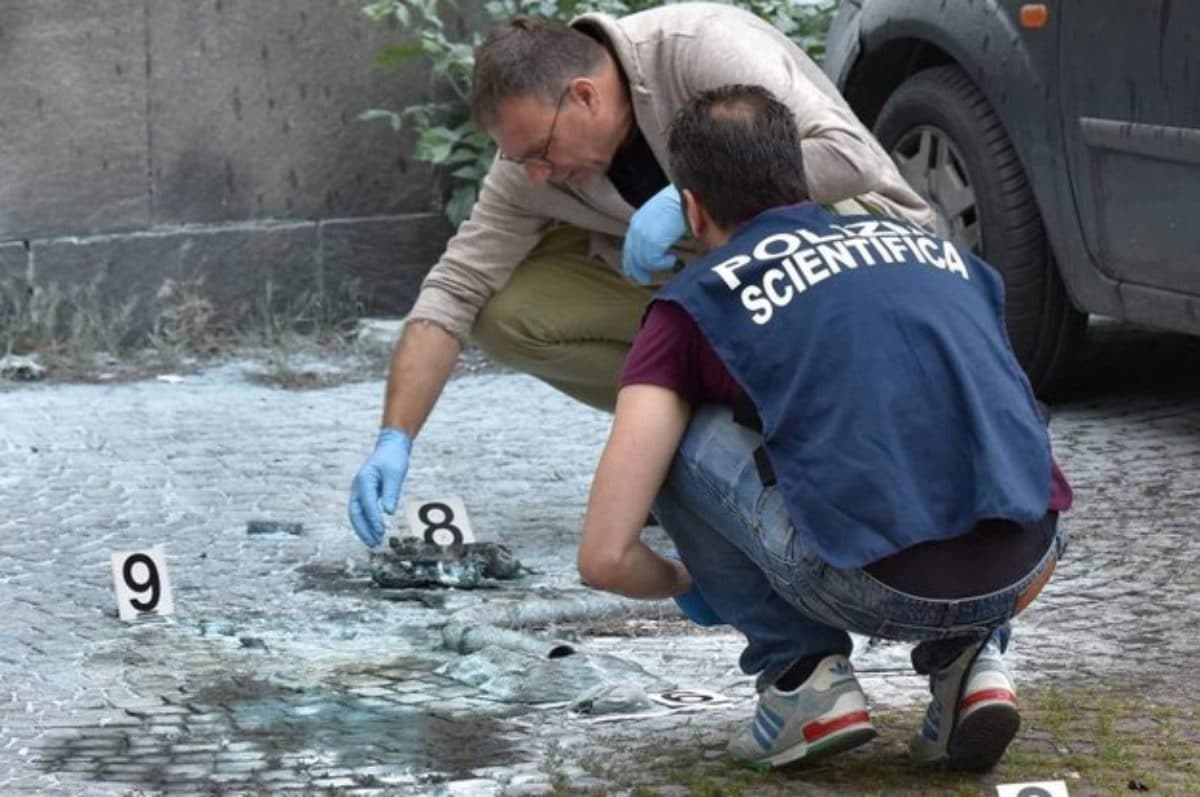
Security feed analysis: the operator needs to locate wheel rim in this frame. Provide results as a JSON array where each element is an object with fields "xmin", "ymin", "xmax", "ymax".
[{"xmin": 891, "ymin": 126, "xmax": 981, "ymax": 253}]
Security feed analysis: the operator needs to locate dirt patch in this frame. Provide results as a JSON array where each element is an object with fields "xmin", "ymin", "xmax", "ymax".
[{"xmin": 560, "ymin": 681, "xmax": 1198, "ymax": 796}]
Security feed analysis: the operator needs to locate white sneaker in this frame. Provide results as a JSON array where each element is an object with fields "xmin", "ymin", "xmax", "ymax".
[
  {"xmin": 909, "ymin": 632, "xmax": 1020, "ymax": 772},
  {"xmin": 727, "ymin": 655, "xmax": 876, "ymax": 768}
]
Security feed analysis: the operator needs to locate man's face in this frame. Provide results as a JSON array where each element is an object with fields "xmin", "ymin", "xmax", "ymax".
[{"xmin": 491, "ymin": 85, "xmax": 617, "ymax": 186}]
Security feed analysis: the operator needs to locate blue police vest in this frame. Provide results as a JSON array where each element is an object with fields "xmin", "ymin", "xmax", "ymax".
[{"xmin": 656, "ymin": 202, "xmax": 1051, "ymax": 569}]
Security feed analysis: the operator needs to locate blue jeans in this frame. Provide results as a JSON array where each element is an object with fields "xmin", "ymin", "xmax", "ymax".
[{"xmin": 653, "ymin": 406, "xmax": 1066, "ymax": 690}]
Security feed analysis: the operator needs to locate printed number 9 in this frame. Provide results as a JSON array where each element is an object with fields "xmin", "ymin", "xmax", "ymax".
[
  {"xmin": 418, "ymin": 502, "xmax": 464, "ymax": 547},
  {"xmin": 123, "ymin": 553, "xmax": 161, "ymax": 612}
]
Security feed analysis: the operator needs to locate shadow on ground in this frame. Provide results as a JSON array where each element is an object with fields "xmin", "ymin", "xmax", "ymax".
[{"xmin": 1055, "ymin": 320, "xmax": 1200, "ymax": 403}]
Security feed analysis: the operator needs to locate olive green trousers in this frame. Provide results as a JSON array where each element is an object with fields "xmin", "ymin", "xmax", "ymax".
[{"xmin": 472, "ymin": 226, "xmax": 657, "ymax": 413}]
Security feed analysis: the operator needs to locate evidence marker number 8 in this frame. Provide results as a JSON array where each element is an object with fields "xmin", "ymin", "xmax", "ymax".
[
  {"xmin": 404, "ymin": 496, "xmax": 476, "ymax": 548},
  {"xmin": 111, "ymin": 545, "xmax": 175, "ymax": 621}
]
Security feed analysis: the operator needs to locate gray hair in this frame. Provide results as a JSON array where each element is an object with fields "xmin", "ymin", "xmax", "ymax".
[{"xmin": 471, "ymin": 16, "xmax": 607, "ymax": 130}]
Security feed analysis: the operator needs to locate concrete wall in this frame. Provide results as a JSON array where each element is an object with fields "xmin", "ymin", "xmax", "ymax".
[{"xmin": 0, "ymin": 0, "xmax": 452, "ymax": 332}]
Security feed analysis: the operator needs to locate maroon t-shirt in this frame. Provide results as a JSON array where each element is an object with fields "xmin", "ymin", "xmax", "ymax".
[{"xmin": 621, "ymin": 301, "xmax": 1072, "ymax": 512}]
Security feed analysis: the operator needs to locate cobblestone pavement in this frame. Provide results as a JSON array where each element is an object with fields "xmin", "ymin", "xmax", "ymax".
[{"xmin": 1, "ymin": 321, "xmax": 1198, "ymax": 795}]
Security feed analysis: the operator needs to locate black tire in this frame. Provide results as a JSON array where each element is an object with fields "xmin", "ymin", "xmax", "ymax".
[{"xmin": 873, "ymin": 65, "xmax": 1085, "ymax": 397}]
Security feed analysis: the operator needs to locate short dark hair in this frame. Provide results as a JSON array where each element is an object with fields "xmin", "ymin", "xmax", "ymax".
[
  {"xmin": 471, "ymin": 17, "xmax": 607, "ymax": 130},
  {"xmin": 667, "ymin": 84, "xmax": 809, "ymax": 230}
]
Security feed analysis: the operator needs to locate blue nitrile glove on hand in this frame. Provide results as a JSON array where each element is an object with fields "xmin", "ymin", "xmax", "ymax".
[
  {"xmin": 674, "ymin": 587, "xmax": 724, "ymax": 627},
  {"xmin": 348, "ymin": 428, "xmax": 412, "ymax": 548},
  {"xmin": 622, "ymin": 184, "xmax": 687, "ymax": 285},
  {"xmin": 666, "ymin": 551, "xmax": 724, "ymax": 626}
]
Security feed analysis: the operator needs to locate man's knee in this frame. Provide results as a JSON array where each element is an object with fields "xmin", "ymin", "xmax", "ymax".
[
  {"xmin": 472, "ymin": 278, "xmax": 546, "ymax": 367},
  {"xmin": 472, "ymin": 229, "xmax": 594, "ymax": 366}
]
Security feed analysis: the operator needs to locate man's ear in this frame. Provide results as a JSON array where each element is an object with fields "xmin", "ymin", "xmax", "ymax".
[
  {"xmin": 572, "ymin": 76, "xmax": 600, "ymax": 113},
  {"xmin": 681, "ymin": 188, "xmax": 706, "ymax": 239}
]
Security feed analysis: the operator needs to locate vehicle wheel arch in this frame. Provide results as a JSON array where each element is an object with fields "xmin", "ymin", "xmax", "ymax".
[
  {"xmin": 842, "ymin": 37, "xmax": 955, "ymax": 129},
  {"xmin": 841, "ymin": 24, "xmax": 1089, "ymax": 396},
  {"xmin": 841, "ymin": 10, "xmax": 1108, "ymax": 318}
]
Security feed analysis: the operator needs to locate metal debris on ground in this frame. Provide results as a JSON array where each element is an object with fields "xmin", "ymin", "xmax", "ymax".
[
  {"xmin": 436, "ymin": 645, "xmax": 669, "ymax": 704},
  {"xmin": 197, "ymin": 619, "xmax": 238, "ymax": 637},
  {"xmin": 371, "ymin": 538, "xmax": 531, "ymax": 590},
  {"xmin": 567, "ymin": 682, "xmax": 656, "ymax": 717},
  {"xmin": 245, "ymin": 520, "xmax": 304, "ymax": 536},
  {"xmin": 0, "ymin": 355, "xmax": 45, "ymax": 381},
  {"xmin": 375, "ymin": 588, "xmax": 449, "ymax": 609}
]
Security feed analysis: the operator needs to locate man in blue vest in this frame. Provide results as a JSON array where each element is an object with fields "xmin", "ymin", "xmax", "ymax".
[{"xmin": 576, "ymin": 84, "xmax": 1071, "ymax": 772}]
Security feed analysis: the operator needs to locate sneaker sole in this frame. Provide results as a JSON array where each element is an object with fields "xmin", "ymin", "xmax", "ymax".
[
  {"xmin": 946, "ymin": 701, "xmax": 1021, "ymax": 772},
  {"xmin": 760, "ymin": 721, "xmax": 878, "ymax": 769}
]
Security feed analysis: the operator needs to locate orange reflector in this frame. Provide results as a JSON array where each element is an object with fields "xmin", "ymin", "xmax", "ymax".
[{"xmin": 1020, "ymin": 4, "xmax": 1049, "ymax": 29}]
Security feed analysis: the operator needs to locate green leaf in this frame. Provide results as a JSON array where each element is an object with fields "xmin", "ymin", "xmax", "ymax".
[
  {"xmin": 445, "ymin": 148, "xmax": 483, "ymax": 165},
  {"xmin": 358, "ymin": 109, "xmax": 404, "ymax": 132},
  {"xmin": 373, "ymin": 41, "xmax": 425, "ymax": 70},
  {"xmin": 451, "ymin": 163, "xmax": 485, "ymax": 181},
  {"xmin": 445, "ymin": 183, "xmax": 478, "ymax": 228},
  {"xmin": 416, "ymin": 126, "xmax": 462, "ymax": 164},
  {"xmin": 360, "ymin": 1, "xmax": 398, "ymax": 22}
]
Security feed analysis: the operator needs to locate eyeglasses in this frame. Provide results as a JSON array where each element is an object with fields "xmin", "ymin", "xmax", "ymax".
[{"xmin": 498, "ymin": 85, "xmax": 571, "ymax": 171}]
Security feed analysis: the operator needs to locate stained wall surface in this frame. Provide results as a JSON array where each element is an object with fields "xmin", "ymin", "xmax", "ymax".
[{"xmin": 0, "ymin": 0, "xmax": 450, "ymax": 325}]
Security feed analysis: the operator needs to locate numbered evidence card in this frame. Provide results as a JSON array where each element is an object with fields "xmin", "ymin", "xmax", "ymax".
[
  {"xmin": 996, "ymin": 783, "xmax": 1070, "ymax": 797},
  {"xmin": 111, "ymin": 545, "xmax": 175, "ymax": 621},
  {"xmin": 402, "ymin": 496, "xmax": 483, "ymax": 547}
]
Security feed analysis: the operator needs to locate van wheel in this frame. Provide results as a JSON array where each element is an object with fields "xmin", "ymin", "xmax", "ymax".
[{"xmin": 873, "ymin": 65, "xmax": 1085, "ymax": 397}]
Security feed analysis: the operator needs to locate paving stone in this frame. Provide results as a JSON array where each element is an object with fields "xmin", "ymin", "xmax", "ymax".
[
  {"xmin": 506, "ymin": 772, "xmax": 552, "ymax": 787},
  {"xmin": 182, "ymin": 713, "xmax": 225, "ymax": 725},
  {"xmin": 220, "ymin": 742, "xmax": 260, "ymax": 754},
  {"xmin": 372, "ymin": 773, "xmax": 421, "ymax": 787},
  {"xmin": 445, "ymin": 778, "xmax": 500, "ymax": 795},
  {"xmin": 171, "ymin": 742, "xmax": 221, "ymax": 753},
  {"xmin": 311, "ymin": 776, "xmax": 358, "ymax": 788},
  {"xmin": 215, "ymin": 759, "xmax": 269, "ymax": 773},
  {"xmin": 162, "ymin": 764, "xmax": 213, "ymax": 778}
]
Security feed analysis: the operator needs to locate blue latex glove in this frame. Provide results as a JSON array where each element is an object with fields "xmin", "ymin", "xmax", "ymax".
[
  {"xmin": 674, "ymin": 587, "xmax": 724, "ymax": 627},
  {"xmin": 348, "ymin": 428, "xmax": 412, "ymax": 548},
  {"xmin": 622, "ymin": 184, "xmax": 687, "ymax": 285},
  {"xmin": 666, "ymin": 551, "xmax": 724, "ymax": 626}
]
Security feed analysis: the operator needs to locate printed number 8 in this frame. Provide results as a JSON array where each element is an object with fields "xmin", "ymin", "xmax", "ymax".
[
  {"xmin": 418, "ymin": 502, "xmax": 463, "ymax": 547},
  {"xmin": 123, "ymin": 553, "xmax": 161, "ymax": 612}
]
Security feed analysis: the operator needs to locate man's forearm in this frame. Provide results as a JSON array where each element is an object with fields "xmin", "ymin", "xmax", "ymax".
[
  {"xmin": 591, "ymin": 543, "xmax": 692, "ymax": 599},
  {"xmin": 380, "ymin": 320, "xmax": 463, "ymax": 436}
]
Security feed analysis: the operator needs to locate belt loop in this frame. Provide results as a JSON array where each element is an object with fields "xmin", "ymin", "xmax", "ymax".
[
  {"xmin": 940, "ymin": 599, "xmax": 961, "ymax": 628},
  {"xmin": 753, "ymin": 446, "xmax": 777, "ymax": 487}
]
